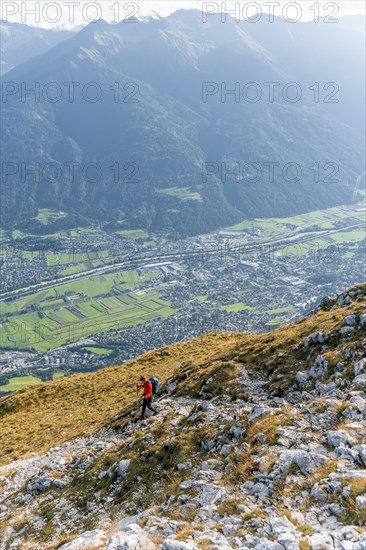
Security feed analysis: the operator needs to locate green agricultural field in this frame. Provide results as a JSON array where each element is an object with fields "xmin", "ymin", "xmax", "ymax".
[
  {"xmin": 228, "ymin": 205, "xmax": 366, "ymax": 239},
  {"xmin": 195, "ymin": 295, "xmax": 208, "ymax": 303},
  {"xmin": 52, "ymin": 370, "xmax": 66, "ymax": 379},
  {"xmin": 278, "ymin": 229, "xmax": 365, "ymax": 257},
  {"xmin": 156, "ymin": 187, "xmax": 203, "ymax": 202},
  {"xmin": 267, "ymin": 306, "xmax": 296, "ymax": 315},
  {"xmin": 34, "ymin": 209, "xmax": 67, "ymax": 225},
  {"xmin": 221, "ymin": 303, "xmax": 255, "ymax": 313},
  {"xmin": 143, "ymin": 240, "xmax": 156, "ymax": 248},
  {"xmin": 11, "ymin": 230, "xmax": 26, "ymax": 239},
  {"xmin": 266, "ymin": 317, "xmax": 285, "ymax": 327},
  {"xmin": 61, "ymin": 264, "xmax": 92, "ymax": 276},
  {"xmin": 115, "ymin": 229, "xmax": 148, "ymax": 239},
  {"xmin": 82, "ymin": 347, "xmax": 114, "ymax": 355},
  {"xmin": 0, "ymin": 272, "xmax": 177, "ymax": 351},
  {"xmin": 0, "ymin": 375, "xmax": 41, "ymax": 392},
  {"xmin": 328, "ymin": 230, "xmax": 365, "ymax": 244},
  {"xmin": 48, "ymin": 250, "xmax": 110, "ymax": 267},
  {"xmin": 0, "ymin": 229, "xmax": 8, "ymax": 242}
]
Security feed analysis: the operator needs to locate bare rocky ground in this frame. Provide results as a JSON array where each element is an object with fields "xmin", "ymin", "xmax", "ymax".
[{"xmin": 1, "ymin": 288, "xmax": 366, "ymax": 550}]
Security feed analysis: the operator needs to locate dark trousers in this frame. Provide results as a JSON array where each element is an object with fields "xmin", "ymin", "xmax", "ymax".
[{"xmin": 141, "ymin": 397, "xmax": 156, "ymax": 418}]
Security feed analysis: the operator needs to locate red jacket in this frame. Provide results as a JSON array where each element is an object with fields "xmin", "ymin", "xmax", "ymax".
[{"xmin": 139, "ymin": 380, "xmax": 153, "ymax": 399}]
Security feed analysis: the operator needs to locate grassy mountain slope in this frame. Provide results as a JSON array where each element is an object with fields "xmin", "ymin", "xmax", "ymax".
[
  {"xmin": 1, "ymin": 285, "xmax": 366, "ymax": 549},
  {"xmin": 0, "ymin": 333, "xmax": 243, "ymax": 466},
  {"xmin": 1, "ymin": 285, "xmax": 365, "ymax": 468}
]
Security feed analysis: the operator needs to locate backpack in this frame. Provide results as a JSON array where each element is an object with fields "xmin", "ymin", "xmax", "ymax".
[{"xmin": 149, "ymin": 376, "xmax": 159, "ymax": 395}]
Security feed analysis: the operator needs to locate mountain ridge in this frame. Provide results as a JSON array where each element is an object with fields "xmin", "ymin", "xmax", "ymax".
[
  {"xmin": 1, "ymin": 10, "xmax": 365, "ymax": 235},
  {"xmin": 0, "ymin": 20, "xmax": 74, "ymax": 75}
]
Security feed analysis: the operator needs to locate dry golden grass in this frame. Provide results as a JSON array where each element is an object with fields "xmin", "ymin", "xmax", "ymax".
[
  {"xmin": 345, "ymin": 477, "xmax": 366, "ymax": 496},
  {"xmin": 246, "ymin": 407, "xmax": 295, "ymax": 445},
  {"xmin": 299, "ymin": 539, "xmax": 311, "ymax": 550},
  {"xmin": 340, "ymin": 478, "xmax": 366, "ymax": 527},
  {"xmin": 0, "ymin": 333, "xmax": 243, "ymax": 466}
]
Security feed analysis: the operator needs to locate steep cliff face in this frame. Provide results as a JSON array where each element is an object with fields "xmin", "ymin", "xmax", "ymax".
[{"xmin": 1, "ymin": 285, "xmax": 366, "ymax": 549}]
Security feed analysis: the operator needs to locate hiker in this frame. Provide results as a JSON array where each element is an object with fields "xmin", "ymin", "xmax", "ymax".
[{"xmin": 137, "ymin": 375, "xmax": 157, "ymax": 420}]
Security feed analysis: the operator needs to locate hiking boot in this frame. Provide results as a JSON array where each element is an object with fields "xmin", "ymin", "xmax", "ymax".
[{"xmin": 153, "ymin": 410, "xmax": 158, "ymax": 416}]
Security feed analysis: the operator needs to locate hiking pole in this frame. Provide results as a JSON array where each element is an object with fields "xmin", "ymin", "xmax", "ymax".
[{"xmin": 132, "ymin": 383, "xmax": 140, "ymax": 421}]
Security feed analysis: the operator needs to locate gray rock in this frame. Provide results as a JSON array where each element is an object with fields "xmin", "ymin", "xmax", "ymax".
[
  {"xmin": 199, "ymin": 483, "xmax": 227, "ymax": 506},
  {"xmin": 201, "ymin": 439, "xmax": 215, "ymax": 452},
  {"xmin": 201, "ymin": 459, "xmax": 222, "ymax": 470},
  {"xmin": 166, "ymin": 382, "xmax": 177, "ymax": 395},
  {"xmin": 343, "ymin": 315, "xmax": 357, "ymax": 326},
  {"xmin": 340, "ymin": 326, "xmax": 354, "ymax": 336},
  {"xmin": 327, "ymin": 503, "xmax": 342, "ymax": 517},
  {"xmin": 244, "ymin": 481, "xmax": 270, "ymax": 498},
  {"xmin": 249, "ymin": 405, "xmax": 269, "ymax": 422},
  {"xmin": 220, "ymin": 444, "xmax": 231, "ymax": 457},
  {"xmin": 179, "ymin": 480, "xmax": 193, "ymax": 490},
  {"xmin": 311, "ymin": 486, "xmax": 327, "ymax": 503},
  {"xmin": 116, "ymin": 459, "xmax": 130, "ymax": 476},
  {"xmin": 296, "ymin": 371, "xmax": 309, "ymax": 386},
  {"xmin": 310, "ymin": 532, "xmax": 335, "ymax": 549},
  {"xmin": 221, "ymin": 524, "xmax": 236, "ymax": 537},
  {"xmin": 254, "ymin": 542, "xmax": 283, "ymax": 550},
  {"xmin": 276, "ymin": 449, "xmax": 326, "ymax": 475},
  {"xmin": 267, "ymin": 516, "xmax": 298, "ymax": 548},
  {"xmin": 359, "ymin": 314, "xmax": 366, "ymax": 325},
  {"xmin": 107, "ymin": 530, "xmax": 156, "ymax": 549},
  {"xmin": 52, "ymin": 478, "xmax": 66, "ymax": 489},
  {"xmin": 59, "ymin": 530, "xmax": 106, "ymax": 549},
  {"xmin": 354, "ymin": 359, "xmax": 365, "ymax": 377},
  {"xmin": 355, "ymin": 494, "xmax": 366, "ymax": 510},
  {"xmin": 161, "ymin": 522, "xmax": 179, "ymax": 537},
  {"xmin": 338, "ymin": 525, "xmax": 360, "ymax": 540},
  {"xmin": 34, "ymin": 476, "xmax": 53, "ymax": 493},
  {"xmin": 124, "ymin": 523, "xmax": 143, "ymax": 535},
  {"xmin": 355, "ymin": 533, "xmax": 366, "ymax": 550},
  {"xmin": 229, "ymin": 425, "xmax": 244, "ymax": 439},
  {"xmin": 107, "ymin": 514, "xmax": 146, "ymax": 535},
  {"xmin": 257, "ymin": 433, "xmax": 267, "ymax": 444},
  {"xmin": 354, "ymin": 374, "xmax": 366, "ymax": 388},
  {"xmin": 309, "ymin": 355, "xmax": 329, "ymax": 380},
  {"xmin": 359, "ymin": 445, "xmax": 366, "ymax": 466},
  {"xmin": 340, "ymin": 293, "xmax": 352, "ymax": 305},
  {"xmin": 162, "ymin": 540, "xmax": 199, "ymax": 550},
  {"xmin": 335, "ymin": 446, "xmax": 360, "ymax": 463},
  {"xmin": 177, "ymin": 462, "xmax": 191, "ymax": 471},
  {"xmin": 327, "ymin": 430, "xmax": 356, "ymax": 448},
  {"xmin": 304, "ymin": 331, "xmax": 327, "ymax": 347}
]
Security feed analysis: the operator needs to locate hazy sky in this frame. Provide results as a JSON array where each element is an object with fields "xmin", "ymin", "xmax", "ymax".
[{"xmin": 1, "ymin": 0, "xmax": 365, "ymax": 28}]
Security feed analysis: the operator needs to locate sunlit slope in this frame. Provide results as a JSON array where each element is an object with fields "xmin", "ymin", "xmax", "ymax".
[
  {"xmin": 0, "ymin": 333, "xmax": 243, "ymax": 465},
  {"xmin": 1, "ymin": 283, "xmax": 365, "ymax": 467}
]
